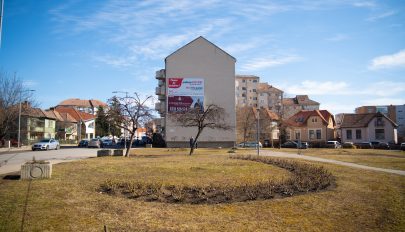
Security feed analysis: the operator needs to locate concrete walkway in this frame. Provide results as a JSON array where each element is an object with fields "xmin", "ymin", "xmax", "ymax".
[{"xmin": 258, "ymin": 150, "xmax": 405, "ymax": 176}]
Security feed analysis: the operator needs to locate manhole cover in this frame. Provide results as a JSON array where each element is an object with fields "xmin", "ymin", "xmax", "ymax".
[{"xmin": 30, "ymin": 166, "xmax": 43, "ymax": 178}]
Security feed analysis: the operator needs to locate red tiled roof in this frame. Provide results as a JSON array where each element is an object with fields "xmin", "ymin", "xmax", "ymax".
[
  {"xmin": 285, "ymin": 110, "xmax": 334, "ymax": 127},
  {"xmin": 339, "ymin": 112, "xmax": 397, "ymax": 128},
  {"xmin": 282, "ymin": 95, "xmax": 320, "ymax": 106},
  {"xmin": 58, "ymin": 98, "xmax": 107, "ymax": 107},
  {"xmin": 54, "ymin": 107, "xmax": 95, "ymax": 122}
]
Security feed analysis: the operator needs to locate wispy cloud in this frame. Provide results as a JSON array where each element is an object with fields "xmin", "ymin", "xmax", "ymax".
[
  {"xmin": 352, "ymin": 1, "xmax": 376, "ymax": 8},
  {"xmin": 367, "ymin": 10, "xmax": 396, "ymax": 22},
  {"xmin": 283, "ymin": 80, "xmax": 350, "ymax": 95},
  {"xmin": 326, "ymin": 33, "xmax": 349, "ymax": 42},
  {"xmin": 22, "ymin": 80, "xmax": 39, "ymax": 87},
  {"xmin": 240, "ymin": 55, "xmax": 302, "ymax": 71},
  {"xmin": 361, "ymin": 97, "xmax": 405, "ymax": 106},
  {"xmin": 363, "ymin": 81, "xmax": 405, "ymax": 97},
  {"xmin": 369, "ymin": 49, "xmax": 405, "ymax": 70}
]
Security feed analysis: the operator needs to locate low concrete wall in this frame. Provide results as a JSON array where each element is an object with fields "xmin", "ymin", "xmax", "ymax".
[
  {"xmin": 113, "ymin": 149, "xmax": 124, "ymax": 156},
  {"xmin": 21, "ymin": 162, "xmax": 52, "ymax": 180},
  {"xmin": 166, "ymin": 141, "xmax": 235, "ymax": 148},
  {"xmin": 97, "ymin": 149, "xmax": 112, "ymax": 157}
]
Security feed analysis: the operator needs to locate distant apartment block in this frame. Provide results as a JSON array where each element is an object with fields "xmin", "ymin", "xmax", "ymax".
[
  {"xmin": 235, "ymin": 75, "xmax": 260, "ymax": 107},
  {"xmin": 355, "ymin": 104, "xmax": 405, "ymax": 141},
  {"xmin": 155, "ymin": 36, "xmax": 236, "ymax": 147}
]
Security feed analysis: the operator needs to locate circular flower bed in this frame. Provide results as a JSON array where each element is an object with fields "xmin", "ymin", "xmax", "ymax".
[{"xmin": 99, "ymin": 155, "xmax": 335, "ymax": 204}]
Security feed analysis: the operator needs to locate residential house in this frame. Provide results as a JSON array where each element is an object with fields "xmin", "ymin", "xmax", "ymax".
[
  {"xmin": 338, "ymin": 112, "xmax": 398, "ymax": 144},
  {"xmin": 282, "ymin": 95, "xmax": 320, "ymax": 120},
  {"xmin": 284, "ymin": 110, "xmax": 335, "ymax": 145},
  {"xmin": 355, "ymin": 104, "xmax": 405, "ymax": 142},
  {"xmin": 45, "ymin": 109, "xmax": 78, "ymax": 141},
  {"xmin": 18, "ymin": 104, "xmax": 56, "ymax": 145},
  {"xmin": 56, "ymin": 98, "xmax": 107, "ymax": 115},
  {"xmin": 54, "ymin": 107, "xmax": 96, "ymax": 140}
]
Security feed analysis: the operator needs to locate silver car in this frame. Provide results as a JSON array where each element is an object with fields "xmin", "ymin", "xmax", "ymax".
[{"xmin": 32, "ymin": 139, "xmax": 60, "ymax": 151}]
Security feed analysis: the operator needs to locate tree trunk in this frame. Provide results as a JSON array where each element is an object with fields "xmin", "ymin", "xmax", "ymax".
[
  {"xmin": 189, "ymin": 129, "xmax": 202, "ymax": 156},
  {"xmin": 125, "ymin": 133, "xmax": 135, "ymax": 157}
]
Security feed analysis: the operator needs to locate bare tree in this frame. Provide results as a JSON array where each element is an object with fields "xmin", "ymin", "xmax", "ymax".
[
  {"xmin": 236, "ymin": 106, "xmax": 256, "ymax": 146},
  {"xmin": 0, "ymin": 71, "xmax": 34, "ymax": 146},
  {"xmin": 173, "ymin": 104, "xmax": 231, "ymax": 155},
  {"xmin": 107, "ymin": 93, "xmax": 154, "ymax": 157}
]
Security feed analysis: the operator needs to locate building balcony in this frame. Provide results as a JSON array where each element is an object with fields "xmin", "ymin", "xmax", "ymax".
[
  {"xmin": 158, "ymin": 94, "xmax": 166, "ymax": 101},
  {"xmin": 155, "ymin": 86, "xmax": 166, "ymax": 95},
  {"xmin": 155, "ymin": 69, "xmax": 165, "ymax": 79}
]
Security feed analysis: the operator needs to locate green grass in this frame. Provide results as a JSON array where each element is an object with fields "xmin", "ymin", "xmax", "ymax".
[{"xmin": 0, "ymin": 148, "xmax": 404, "ymax": 231}]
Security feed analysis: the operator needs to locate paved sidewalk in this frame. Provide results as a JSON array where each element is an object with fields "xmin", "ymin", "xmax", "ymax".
[{"xmin": 258, "ymin": 150, "xmax": 405, "ymax": 176}]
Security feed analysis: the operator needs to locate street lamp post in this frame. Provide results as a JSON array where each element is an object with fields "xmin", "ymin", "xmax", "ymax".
[
  {"xmin": 112, "ymin": 91, "xmax": 129, "ymax": 149},
  {"xmin": 18, "ymin": 89, "xmax": 35, "ymax": 148},
  {"xmin": 256, "ymin": 108, "xmax": 260, "ymax": 156}
]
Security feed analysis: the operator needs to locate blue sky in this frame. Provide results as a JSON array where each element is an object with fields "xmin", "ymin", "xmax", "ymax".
[{"xmin": 0, "ymin": 0, "xmax": 404, "ymax": 115}]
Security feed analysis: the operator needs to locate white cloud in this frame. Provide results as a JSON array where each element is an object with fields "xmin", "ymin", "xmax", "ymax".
[
  {"xmin": 326, "ymin": 34, "xmax": 349, "ymax": 42},
  {"xmin": 92, "ymin": 54, "xmax": 136, "ymax": 68},
  {"xmin": 369, "ymin": 50, "xmax": 405, "ymax": 70},
  {"xmin": 283, "ymin": 80, "xmax": 350, "ymax": 95},
  {"xmin": 321, "ymin": 102, "xmax": 358, "ymax": 114},
  {"xmin": 367, "ymin": 10, "xmax": 396, "ymax": 22},
  {"xmin": 352, "ymin": 1, "xmax": 376, "ymax": 8},
  {"xmin": 361, "ymin": 98, "xmax": 405, "ymax": 106},
  {"xmin": 22, "ymin": 80, "xmax": 38, "ymax": 87},
  {"xmin": 240, "ymin": 55, "xmax": 302, "ymax": 71},
  {"xmin": 362, "ymin": 81, "xmax": 405, "ymax": 97}
]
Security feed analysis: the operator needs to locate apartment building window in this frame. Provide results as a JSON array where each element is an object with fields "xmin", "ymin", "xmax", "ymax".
[
  {"xmin": 346, "ymin": 130, "xmax": 352, "ymax": 140},
  {"xmin": 242, "ymin": 87, "xmax": 246, "ymax": 90},
  {"xmin": 253, "ymin": 80, "xmax": 258, "ymax": 82},
  {"xmin": 253, "ymin": 97, "xmax": 257, "ymax": 100},
  {"xmin": 375, "ymin": 129, "xmax": 385, "ymax": 140},
  {"xmin": 253, "ymin": 89, "xmax": 256, "ymax": 92},
  {"xmin": 356, "ymin": 129, "xmax": 362, "ymax": 139},
  {"xmin": 242, "ymin": 80, "xmax": 246, "ymax": 83},
  {"xmin": 242, "ymin": 93, "xmax": 246, "ymax": 97}
]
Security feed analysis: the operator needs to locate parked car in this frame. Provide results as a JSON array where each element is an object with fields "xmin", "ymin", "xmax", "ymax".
[
  {"xmin": 374, "ymin": 142, "xmax": 390, "ymax": 150},
  {"xmin": 326, "ymin": 141, "xmax": 342, "ymax": 149},
  {"xmin": 101, "ymin": 139, "xmax": 113, "ymax": 147},
  {"xmin": 356, "ymin": 142, "xmax": 373, "ymax": 149},
  {"xmin": 237, "ymin": 142, "xmax": 263, "ymax": 148},
  {"xmin": 32, "ymin": 139, "xmax": 60, "ymax": 151},
  {"xmin": 401, "ymin": 142, "xmax": 405, "ymax": 151},
  {"xmin": 88, "ymin": 138, "xmax": 103, "ymax": 148},
  {"xmin": 342, "ymin": 142, "xmax": 356, "ymax": 149},
  {"xmin": 281, "ymin": 141, "xmax": 308, "ymax": 149},
  {"xmin": 78, "ymin": 139, "xmax": 89, "ymax": 147}
]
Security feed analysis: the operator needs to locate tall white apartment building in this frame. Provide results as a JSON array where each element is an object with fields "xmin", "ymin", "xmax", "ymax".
[{"xmin": 155, "ymin": 36, "xmax": 236, "ymax": 147}]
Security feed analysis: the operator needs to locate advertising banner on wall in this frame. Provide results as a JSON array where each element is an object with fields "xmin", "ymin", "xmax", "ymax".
[{"xmin": 168, "ymin": 78, "xmax": 204, "ymax": 113}]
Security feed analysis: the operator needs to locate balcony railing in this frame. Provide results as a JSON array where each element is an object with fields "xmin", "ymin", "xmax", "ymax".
[
  {"xmin": 155, "ymin": 69, "xmax": 165, "ymax": 79},
  {"xmin": 155, "ymin": 86, "xmax": 166, "ymax": 95}
]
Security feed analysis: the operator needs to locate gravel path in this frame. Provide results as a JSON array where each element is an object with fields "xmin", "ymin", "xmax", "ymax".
[{"xmin": 258, "ymin": 150, "xmax": 405, "ymax": 176}]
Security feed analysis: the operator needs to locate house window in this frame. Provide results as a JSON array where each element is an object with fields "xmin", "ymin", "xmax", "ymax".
[
  {"xmin": 375, "ymin": 117, "xmax": 384, "ymax": 127},
  {"xmin": 356, "ymin": 129, "xmax": 362, "ymax": 139},
  {"xmin": 312, "ymin": 118, "xmax": 318, "ymax": 123},
  {"xmin": 316, "ymin": 129, "xmax": 321, "ymax": 139},
  {"xmin": 309, "ymin": 130, "xmax": 315, "ymax": 140},
  {"xmin": 375, "ymin": 129, "xmax": 385, "ymax": 140},
  {"xmin": 295, "ymin": 130, "xmax": 301, "ymax": 140},
  {"xmin": 346, "ymin": 130, "xmax": 352, "ymax": 140},
  {"xmin": 253, "ymin": 80, "xmax": 258, "ymax": 83}
]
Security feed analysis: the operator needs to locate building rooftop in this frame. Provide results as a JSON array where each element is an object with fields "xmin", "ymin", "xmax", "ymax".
[
  {"xmin": 58, "ymin": 98, "xmax": 107, "ymax": 108},
  {"xmin": 339, "ymin": 112, "xmax": 397, "ymax": 128},
  {"xmin": 285, "ymin": 110, "xmax": 334, "ymax": 127}
]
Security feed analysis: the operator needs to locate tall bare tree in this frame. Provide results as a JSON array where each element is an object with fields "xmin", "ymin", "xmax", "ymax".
[
  {"xmin": 236, "ymin": 106, "xmax": 256, "ymax": 145},
  {"xmin": 107, "ymin": 93, "xmax": 154, "ymax": 157},
  {"xmin": 0, "ymin": 71, "xmax": 34, "ymax": 146},
  {"xmin": 173, "ymin": 104, "xmax": 231, "ymax": 155}
]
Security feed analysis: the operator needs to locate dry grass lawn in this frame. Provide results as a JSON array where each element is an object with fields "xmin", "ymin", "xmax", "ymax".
[
  {"xmin": 0, "ymin": 148, "xmax": 404, "ymax": 231},
  {"xmin": 266, "ymin": 148, "xmax": 405, "ymax": 170}
]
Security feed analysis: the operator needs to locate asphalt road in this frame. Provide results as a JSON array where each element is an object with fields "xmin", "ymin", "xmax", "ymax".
[{"xmin": 0, "ymin": 147, "xmax": 100, "ymax": 175}]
